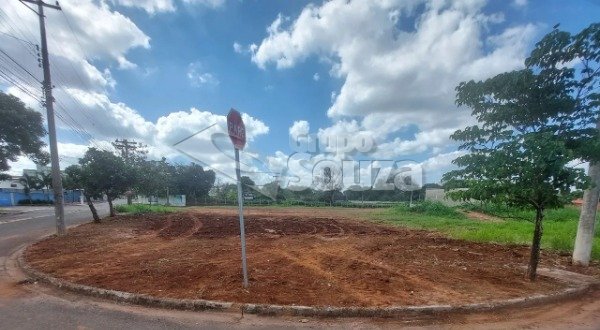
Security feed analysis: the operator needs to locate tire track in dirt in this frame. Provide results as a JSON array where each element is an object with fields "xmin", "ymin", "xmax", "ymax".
[
  {"xmin": 274, "ymin": 249, "xmax": 369, "ymax": 304},
  {"xmin": 24, "ymin": 209, "xmax": 595, "ymax": 308}
]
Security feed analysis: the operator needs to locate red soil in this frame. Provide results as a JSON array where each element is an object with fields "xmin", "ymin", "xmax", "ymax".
[{"xmin": 24, "ymin": 207, "xmax": 584, "ymax": 307}]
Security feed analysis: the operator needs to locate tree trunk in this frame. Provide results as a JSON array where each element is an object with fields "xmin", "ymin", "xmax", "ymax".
[
  {"xmin": 527, "ymin": 207, "xmax": 544, "ymax": 281},
  {"xmin": 108, "ymin": 198, "xmax": 115, "ymax": 217},
  {"xmin": 127, "ymin": 195, "xmax": 132, "ymax": 205},
  {"xmin": 85, "ymin": 194, "xmax": 100, "ymax": 223},
  {"xmin": 573, "ymin": 159, "xmax": 600, "ymax": 266}
]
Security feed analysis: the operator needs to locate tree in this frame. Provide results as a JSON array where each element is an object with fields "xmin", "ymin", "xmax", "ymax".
[
  {"xmin": 79, "ymin": 148, "xmax": 136, "ymax": 217},
  {"xmin": 39, "ymin": 171, "xmax": 52, "ymax": 201},
  {"xmin": 171, "ymin": 163, "xmax": 215, "ymax": 205},
  {"xmin": 135, "ymin": 158, "xmax": 174, "ymax": 203},
  {"xmin": 525, "ymin": 24, "xmax": 600, "ymax": 266},
  {"xmin": 19, "ymin": 173, "xmax": 38, "ymax": 204},
  {"xmin": 443, "ymin": 68, "xmax": 588, "ymax": 281},
  {"xmin": 262, "ymin": 180, "xmax": 285, "ymax": 202},
  {"xmin": 0, "ymin": 92, "xmax": 49, "ymax": 175},
  {"xmin": 240, "ymin": 176, "xmax": 256, "ymax": 198},
  {"xmin": 63, "ymin": 165, "xmax": 101, "ymax": 223},
  {"xmin": 314, "ymin": 166, "xmax": 342, "ymax": 206}
]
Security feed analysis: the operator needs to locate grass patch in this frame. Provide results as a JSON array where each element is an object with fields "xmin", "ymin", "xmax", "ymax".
[
  {"xmin": 377, "ymin": 201, "xmax": 600, "ymax": 260},
  {"xmin": 115, "ymin": 204, "xmax": 179, "ymax": 215}
]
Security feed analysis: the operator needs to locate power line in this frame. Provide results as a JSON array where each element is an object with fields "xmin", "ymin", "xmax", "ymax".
[
  {"xmin": 0, "ymin": 30, "xmax": 37, "ymax": 47},
  {"xmin": 56, "ymin": 10, "xmax": 123, "ymax": 138},
  {"xmin": 0, "ymin": 8, "xmax": 39, "ymax": 58},
  {"xmin": 0, "ymin": 48, "xmax": 41, "ymax": 83}
]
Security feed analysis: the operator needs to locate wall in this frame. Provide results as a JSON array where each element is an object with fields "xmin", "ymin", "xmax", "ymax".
[
  {"xmin": 0, "ymin": 189, "xmax": 83, "ymax": 206},
  {"xmin": 132, "ymin": 195, "xmax": 186, "ymax": 207}
]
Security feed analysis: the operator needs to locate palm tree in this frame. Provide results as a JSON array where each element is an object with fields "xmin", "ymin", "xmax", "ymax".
[
  {"xmin": 39, "ymin": 172, "xmax": 53, "ymax": 201},
  {"xmin": 19, "ymin": 174, "xmax": 33, "ymax": 204}
]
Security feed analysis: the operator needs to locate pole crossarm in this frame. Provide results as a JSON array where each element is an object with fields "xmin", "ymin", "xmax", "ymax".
[{"xmin": 20, "ymin": 0, "xmax": 61, "ymax": 11}]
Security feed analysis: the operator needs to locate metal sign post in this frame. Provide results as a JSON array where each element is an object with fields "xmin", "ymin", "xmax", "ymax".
[
  {"xmin": 234, "ymin": 148, "xmax": 248, "ymax": 288},
  {"xmin": 227, "ymin": 109, "xmax": 248, "ymax": 288}
]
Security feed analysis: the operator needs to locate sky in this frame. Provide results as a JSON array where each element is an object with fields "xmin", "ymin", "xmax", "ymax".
[{"xmin": 0, "ymin": 0, "xmax": 599, "ymax": 190}]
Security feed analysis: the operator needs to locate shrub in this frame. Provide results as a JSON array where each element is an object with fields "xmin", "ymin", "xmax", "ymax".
[
  {"xmin": 115, "ymin": 204, "xmax": 175, "ymax": 214},
  {"xmin": 393, "ymin": 201, "xmax": 464, "ymax": 218}
]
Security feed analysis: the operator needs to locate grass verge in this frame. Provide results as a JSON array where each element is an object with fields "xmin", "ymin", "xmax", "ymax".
[
  {"xmin": 376, "ymin": 201, "xmax": 600, "ymax": 260},
  {"xmin": 115, "ymin": 204, "xmax": 179, "ymax": 214}
]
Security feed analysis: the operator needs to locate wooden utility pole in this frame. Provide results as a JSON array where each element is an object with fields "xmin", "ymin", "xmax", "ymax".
[
  {"xmin": 112, "ymin": 139, "xmax": 145, "ymax": 205},
  {"xmin": 112, "ymin": 139, "xmax": 142, "ymax": 160},
  {"xmin": 22, "ymin": 0, "xmax": 66, "ymax": 235}
]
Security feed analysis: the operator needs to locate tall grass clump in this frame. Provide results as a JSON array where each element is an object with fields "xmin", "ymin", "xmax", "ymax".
[{"xmin": 115, "ymin": 204, "xmax": 177, "ymax": 214}]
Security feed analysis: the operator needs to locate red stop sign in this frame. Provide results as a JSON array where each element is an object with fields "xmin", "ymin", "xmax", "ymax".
[{"xmin": 227, "ymin": 109, "xmax": 246, "ymax": 150}]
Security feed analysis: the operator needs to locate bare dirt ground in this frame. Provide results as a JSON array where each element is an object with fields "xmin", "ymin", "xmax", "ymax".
[{"xmin": 23, "ymin": 207, "xmax": 598, "ymax": 308}]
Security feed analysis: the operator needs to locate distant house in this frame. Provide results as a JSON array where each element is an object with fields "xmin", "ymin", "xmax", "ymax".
[
  {"xmin": 0, "ymin": 176, "xmax": 24, "ymax": 189},
  {"xmin": 572, "ymin": 198, "xmax": 600, "ymax": 208}
]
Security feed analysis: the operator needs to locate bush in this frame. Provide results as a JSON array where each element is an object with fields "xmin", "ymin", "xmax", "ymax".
[
  {"xmin": 115, "ymin": 204, "xmax": 176, "ymax": 214},
  {"xmin": 462, "ymin": 202, "xmax": 581, "ymax": 223},
  {"xmin": 17, "ymin": 199, "xmax": 53, "ymax": 205},
  {"xmin": 392, "ymin": 200, "xmax": 464, "ymax": 218}
]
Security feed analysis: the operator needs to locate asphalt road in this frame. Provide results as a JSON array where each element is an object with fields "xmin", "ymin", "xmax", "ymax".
[{"xmin": 1, "ymin": 206, "xmax": 599, "ymax": 329}]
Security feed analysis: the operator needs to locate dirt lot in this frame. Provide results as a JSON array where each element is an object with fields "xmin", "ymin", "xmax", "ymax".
[{"xmin": 23, "ymin": 207, "xmax": 593, "ymax": 307}]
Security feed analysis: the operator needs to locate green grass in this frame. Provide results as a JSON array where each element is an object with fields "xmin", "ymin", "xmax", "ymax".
[
  {"xmin": 115, "ymin": 204, "xmax": 179, "ymax": 214},
  {"xmin": 376, "ymin": 201, "xmax": 600, "ymax": 260}
]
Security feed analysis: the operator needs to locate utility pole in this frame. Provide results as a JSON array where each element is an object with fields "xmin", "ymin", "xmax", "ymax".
[
  {"xmin": 573, "ymin": 118, "xmax": 600, "ymax": 266},
  {"xmin": 112, "ymin": 139, "xmax": 142, "ymax": 161},
  {"xmin": 112, "ymin": 139, "xmax": 145, "ymax": 204},
  {"xmin": 22, "ymin": 0, "xmax": 66, "ymax": 235}
]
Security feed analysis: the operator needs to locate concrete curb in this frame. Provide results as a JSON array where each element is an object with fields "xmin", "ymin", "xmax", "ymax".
[{"xmin": 17, "ymin": 249, "xmax": 599, "ymax": 318}]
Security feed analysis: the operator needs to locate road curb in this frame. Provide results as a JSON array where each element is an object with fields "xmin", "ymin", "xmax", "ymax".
[{"xmin": 17, "ymin": 248, "xmax": 599, "ymax": 318}]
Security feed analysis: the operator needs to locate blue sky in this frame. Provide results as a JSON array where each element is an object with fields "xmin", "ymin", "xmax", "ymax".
[{"xmin": 1, "ymin": 0, "xmax": 599, "ymax": 187}]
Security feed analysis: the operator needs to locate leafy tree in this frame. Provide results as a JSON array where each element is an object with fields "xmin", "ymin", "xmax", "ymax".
[
  {"xmin": 79, "ymin": 148, "xmax": 136, "ymax": 217},
  {"xmin": 443, "ymin": 68, "xmax": 587, "ymax": 281},
  {"xmin": 19, "ymin": 173, "xmax": 39, "ymax": 204},
  {"xmin": 63, "ymin": 165, "xmax": 101, "ymax": 222},
  {"xmin": 240, "ymin": 176, "xmax": 256, "ymax": 198},
  {"xmin": 134, "ymin": 158, "xmax": 174, "ymax": 202},
  {"xmin": 261, "ymin": 180, "xmax": 285, "ymax": 202},
  {"xmin": 0, "ymin": 92, "xmax": 49, "ymax": 175},
  {"xmin": 39, "ymin": 171, "xmax": 52, "ymax": 201},
  {"xmin": 525, "ymin": 23, "xmax": 600, "ymax": 266},
  {"xmin": 170, "ymin": 163, "xmax": 215, "ymax": 205}
]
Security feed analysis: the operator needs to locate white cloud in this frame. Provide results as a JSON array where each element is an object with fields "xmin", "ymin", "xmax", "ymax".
[
  {"xmin": 153, "ymin": 108, "xmax": 270, "ymax": 181},
  {"xmin": 289, "ymin": 120, "xmax": 310, "ymax": 139},
  {"xmin": 233, "ymin": 42, "xmax": 244, "ymax": 53},
  {"xmin": 50, "ymin": 1, "xmax": 149, "ymax": 66},
  {"xmin": 371, "ymin": 128, "xmax": 457, "ymax": 159},
  {"xmin": 250, "ymin": 0, "xmax": 539, "ymax": 134},
  {"xmin": 419, "ymin": 150, "xmax": 467, "ymax": 183},
  {"xmin": 513, "ymin": 0, "xmax": 528, "ymax": 7},
  {"xmin": 313, "ymin": 73, "xmax": 320, "ymax": 81},
  {"xmin": 182, "ymin": 0, "xmax": 226, "ymax": 8},
  {"xmin": 111, "ymin": 0, "xmax": 176, "ymax": 14},
  {"xmin": 187, "ymin": 62, "xmax": 219, "ymax": 87}
]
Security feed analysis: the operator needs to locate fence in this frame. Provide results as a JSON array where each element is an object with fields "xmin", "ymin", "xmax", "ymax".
[{"xmin": 192, "ymin": 199, "xmax": 400, "ymax": 208}]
